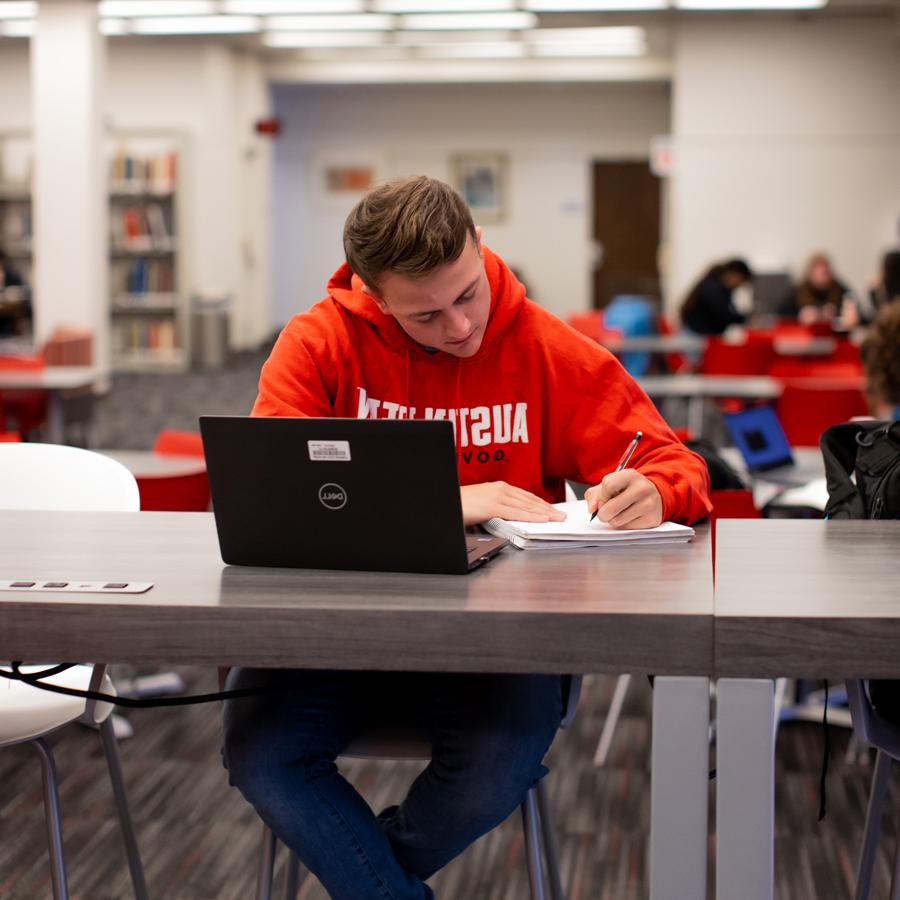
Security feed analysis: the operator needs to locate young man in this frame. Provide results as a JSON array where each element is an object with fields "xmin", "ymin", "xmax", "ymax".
[{"xmin": 224, "ymin": 176, "xmax": 711, "ymax": 900}]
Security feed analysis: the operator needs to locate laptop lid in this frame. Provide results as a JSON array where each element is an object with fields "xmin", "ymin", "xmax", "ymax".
[
  {"xmin": 199, "ymin": 416, "xmax": 504, "ymax": 575},
  {"xmin": 723, "ymin": 405, "xmax": 795, "ymax": 473}
]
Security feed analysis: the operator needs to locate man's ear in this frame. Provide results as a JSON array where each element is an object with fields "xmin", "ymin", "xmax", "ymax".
[
  {"xmin": 474, "ymin": 225, "xmax": 483, "ymax": 254},
  {"xmin": 361, "ymin": 283, "xmax": 390, "ymax": 315}
]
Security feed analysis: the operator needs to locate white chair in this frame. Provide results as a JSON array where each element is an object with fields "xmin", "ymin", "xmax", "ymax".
[{"xmin": 0, "ymin": 443, "xmax": 148, "ymax": 900}]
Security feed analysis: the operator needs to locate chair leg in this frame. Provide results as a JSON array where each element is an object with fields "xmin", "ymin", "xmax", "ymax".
[
  {"xmin": 284, "ymin": 851, "xmax": 301, "ymax": 900},
  {"xmin": 855, "ymin": 749, "xmax": 893, "ymax": 900},
  {"xmin": 536, "ymin": 778, "xmax": 565, "ymax": 900},
  {"xmin": 593, "ymin": 674, "xmax": 631, "ymax": 766},
  {"xmin": 257, "ymin": 823, "xmax": 277, "ymax": 900},
  {"xmin": 99, "ymin": 717, "xmax": 149, "ymax": 900},
  {"xmin": 889, "ymin": 810, "xmax": 900, "ymax": 900},
  {"xmin": 32, "ymin": 738, "xmax": 69, "ymax": 900},
  {"xmin": 521, "ymin": 789, "xmax": 548, "ymax": 900}
]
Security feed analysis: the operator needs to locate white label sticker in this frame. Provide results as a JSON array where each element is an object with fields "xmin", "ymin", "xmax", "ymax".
[{"xmin": 308, "ymin": 440, "xmax": 351, "ymax": 462}]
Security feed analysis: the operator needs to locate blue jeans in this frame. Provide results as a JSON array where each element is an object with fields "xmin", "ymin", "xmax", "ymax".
[{"xmin": 222, "ymin": 669, "xmax": 563, "ymax": 900}]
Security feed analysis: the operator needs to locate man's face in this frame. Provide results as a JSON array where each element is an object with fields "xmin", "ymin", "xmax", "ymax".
[{"xmin": 367, "ymin": 231, "xmax": 491, "ymax": 358}]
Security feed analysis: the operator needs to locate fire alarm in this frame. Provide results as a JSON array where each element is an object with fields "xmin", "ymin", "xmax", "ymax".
[{"xmin": 255, "ymin": 117, "xmax": 282, "ymax": 137}]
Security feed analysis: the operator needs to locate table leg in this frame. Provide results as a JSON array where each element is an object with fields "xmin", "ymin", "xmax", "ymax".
[
  {"xmin": 650, "ymin": 676, "xmax": 710, "ymax": 900},
  {"xmin": 45, "ymin": 391, "xmax": 64, "ymax": 444},
  {"xmin": 688, "ymin": 395, "xmax": 706, "ymax": 440},
  {"xmin": 716, "ymin": 678, "xmax": 775, "ymax": 900}
]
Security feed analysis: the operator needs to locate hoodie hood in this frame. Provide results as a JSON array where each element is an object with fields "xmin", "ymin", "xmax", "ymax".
[{"xmin": 325, "ymin": 245, "xmax": 526, "ymax": 359}]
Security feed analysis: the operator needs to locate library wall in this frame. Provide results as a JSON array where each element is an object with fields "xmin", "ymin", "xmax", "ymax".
[
  {"xmin": 0, "ymin": 40, "xmax": 273, "ymax": 354},
  {"xmin": 669, "ymin": 16, "xmax": 900, "ymax": 315},
  {"xmin": 270, "ymin": 82, "xmax": 670, "ymax": 326}
]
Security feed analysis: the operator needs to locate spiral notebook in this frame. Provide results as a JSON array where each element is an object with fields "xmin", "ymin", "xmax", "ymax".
[{"xmin": 484, "ymin": 500, "xmax": 694, "ymax": 550}]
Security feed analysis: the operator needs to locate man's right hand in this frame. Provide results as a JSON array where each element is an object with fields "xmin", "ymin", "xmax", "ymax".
[{"xmin": 461, "ymin": 481, "xmax": 567, "ymax": 527}]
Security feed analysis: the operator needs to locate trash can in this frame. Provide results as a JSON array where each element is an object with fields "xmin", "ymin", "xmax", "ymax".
[{"xmin": 191, "ymin": 295, "xmax": 230, "ymax": 370}]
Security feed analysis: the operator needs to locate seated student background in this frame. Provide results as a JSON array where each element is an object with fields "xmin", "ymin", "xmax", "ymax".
[
  {"xmin": 679, "ymin": 257, "xmax": 754, "ymax": 336},
  {"xmin": 222, "ymin": 176, "xmax": 711, "ymax": 900},
  {"xmin": 861, "ymin": 299, "xmax": 900, "ymax": 420},
  {"xmin": 778, "ymin": 251, "xmax": 859, "ymax": 327},
  {"xmin": 0, "ymin": 246, "xmax": 30, "ymax": 339},
  {"xmin": 869, "ymin": 249, "xmax": 900, "ymax": 314}
]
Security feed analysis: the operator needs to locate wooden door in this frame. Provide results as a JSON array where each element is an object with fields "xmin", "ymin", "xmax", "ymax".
[{"xmin": 592, "ymin": 161, "xmax": 661, "ymax": 309}]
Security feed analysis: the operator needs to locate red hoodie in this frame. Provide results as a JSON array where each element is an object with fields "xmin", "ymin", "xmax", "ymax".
[{"xmin": 253, "ymin": 247, "xmax": 711, "ymax": 524}]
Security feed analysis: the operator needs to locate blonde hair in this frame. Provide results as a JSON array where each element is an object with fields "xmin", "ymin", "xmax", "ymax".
[{"xmin": 343, "ymin": 176, "xmax": 476, "ymax": 292}]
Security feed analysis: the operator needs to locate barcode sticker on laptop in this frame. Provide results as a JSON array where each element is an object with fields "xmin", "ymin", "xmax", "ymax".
[{"xmin": 308, "ymin": 440, "xmax": 351, "ymax": 462}]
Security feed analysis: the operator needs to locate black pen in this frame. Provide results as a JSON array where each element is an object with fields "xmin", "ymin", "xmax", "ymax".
[{"xmin": 590, "ymin": 430, "xmax": 643, "ymax": 522}]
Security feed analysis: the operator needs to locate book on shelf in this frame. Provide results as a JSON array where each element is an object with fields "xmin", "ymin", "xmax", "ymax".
[
  {"xmin": 116, "ymin": 318, "xmax": 178, "ymax": 354},
  {"xmin": 110, "ymin": 148, "xmax": 177, "ymax": 194},
  {"xmin": 110, "ymin": 204, "xmax": 175, "ymax": 253},
  {"xmin": 483, "ymin": 500, "xmax": 695, "ymax": 550}
]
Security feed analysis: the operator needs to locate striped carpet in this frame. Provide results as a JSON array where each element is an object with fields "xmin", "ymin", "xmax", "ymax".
[{"xmin": 1, "ymin": 671, "xmax": 898, "ymax": 899}]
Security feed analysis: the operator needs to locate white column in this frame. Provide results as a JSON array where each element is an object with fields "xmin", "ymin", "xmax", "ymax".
[{"xmin": 31, "ymin": 0, "xmax": 108, "ymax": 368}]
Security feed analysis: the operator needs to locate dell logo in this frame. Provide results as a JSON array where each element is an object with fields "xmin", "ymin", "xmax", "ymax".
[{"xmin": 318, "ymin": 482, "xmax": 347, "ymax": 510}]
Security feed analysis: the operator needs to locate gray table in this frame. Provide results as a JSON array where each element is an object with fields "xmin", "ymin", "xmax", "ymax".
[
  {"xmin": 714, "ymin": 519, "xmax": 900, "ymax": 900},
  {"xmin": 637, "ymin": 375, "xmax": 783, "ymax": 438},
  {"xmin": 0, "ymin": 509, "xmax": 715, "ymax": 900},
  {"xmin": 0, "ymin": 366, "xmax": 104, "ymax": 443}
]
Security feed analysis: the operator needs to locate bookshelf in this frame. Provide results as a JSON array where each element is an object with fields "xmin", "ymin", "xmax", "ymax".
[
  {"xmin": 0, "ymin": 132, "xmax": 33, "ymax": 285},
  {"xmin": 108, "ymin": 135, "xmax": 188, "ymax": 371}
]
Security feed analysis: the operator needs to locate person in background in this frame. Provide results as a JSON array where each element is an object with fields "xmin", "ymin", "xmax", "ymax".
[
  {"xmin": 869, "ymin": 250, "xmax": 900, "ymax": 313},
  {"xmin": 0, "ymin": 246, "xmax": 30, "ymax": 338},
  {"xmin": 680, "ymin": 257, "xmax": 754, "ymax": 336},
  {"xmin": 779, "ymin": 252, "xmax": 856, "ymax": 326},
  {"xmin": 861, "ymin": 300, "xmax": 900, "ymax": 420}
]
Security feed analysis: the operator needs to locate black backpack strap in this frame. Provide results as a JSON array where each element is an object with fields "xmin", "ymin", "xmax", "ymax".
[{"xmin": 820, "ymin": 422, "xmax": 867, "ymax": 518}]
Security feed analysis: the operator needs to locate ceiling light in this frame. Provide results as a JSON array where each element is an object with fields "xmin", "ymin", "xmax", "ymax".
[
  {"xmin": 374, "ymin": 0, "xmax": 515, "ymax": 11},
  {"xmin": 400, "ymin": 11, "xmax": 536, "ymax": 29},
  {"xmin": 396, "ymin": 28, "xmax": 512, "ymax": 42},
  {"xmin": 131, "ymin": 15, "xmax": 259, "ymax": 33},
  {"xmin": 531, "ymin": 25, "xmax": 646, "ymax": 42},
  {"xmin": 531, "ymin": 40, "xmax": 645, "ymax": 55},
  {"xmin": 526, "ymin": 0, "xmax": 667, "ymax": 9},
  {"xmin": 99, "ymin": 1, "xmax": 216, "ymax": 15},
  {"xmin": 100, "ymin": 18, "xmax": 130, "ymax": 34},
  {"xmin": 265, "ymin": 13, "xmax": 394, "ymax": 29},
  {"xmin": 0, "ymin": 19, "xmax": 34, "ymax": 36},
  {"xmin": 223, "ymin": 0, "xmax": 364, "ymax": 11},
  {"xmin": 263, "ymin": 29, "xmax": 389, "ymax": 45},
  {"xmin": 674, "ymin": 0, "xmax": 826, "ymax": 8},
  {"xmin": 416, "ymin": 40, "xmax": 526, "ymax": 57},
  {"xmin": 0, "ymin": 2, "xmax": 35, "ymax": 20}
]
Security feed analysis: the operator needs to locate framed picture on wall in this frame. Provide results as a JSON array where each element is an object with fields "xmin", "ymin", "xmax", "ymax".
[{"xmin": 451, "ymin": 152, "xmax": 506, "ymax": 224}]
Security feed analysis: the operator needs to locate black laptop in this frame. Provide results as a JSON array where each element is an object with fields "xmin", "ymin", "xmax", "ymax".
[{"xmin": 199, "ymin": 416, "xmax": 507, "ymax": 575}]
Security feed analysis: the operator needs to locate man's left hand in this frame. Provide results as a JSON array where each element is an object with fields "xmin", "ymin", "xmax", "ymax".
[{"xmin": 585, "ymin": 469, "xmax": 663, "ymax": 529}]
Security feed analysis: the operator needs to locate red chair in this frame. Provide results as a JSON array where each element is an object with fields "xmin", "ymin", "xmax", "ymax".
[
  {"xmin": 153, "ymin": 429, "xmax": 205, "ymax": 458},
  {"xmin": 0, "ymin": 353, "xmax": 48, "ymax": 437},
  {"xmin": 775, "ymin": 379, "xmax": 869, "ymax": 447},
  {"xmin": 137, "ymin": 430, "xmax": 210, "ymax": 511},
  {"xmin": 0, "ymin": 432, "xmax": 22, "ymax": 442},
  {"xmin": 700, "ymin": 333, "xmax": 776, "ymax": 376}
]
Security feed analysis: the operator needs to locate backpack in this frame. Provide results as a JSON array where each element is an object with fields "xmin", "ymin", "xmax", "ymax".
[
  {"xmin": 820, "ymin": 419, "xmax": 900, "ymax": 520},
  {"xmin": 821, "ymin": 419, "xmax": 900, "ymax": 724}
]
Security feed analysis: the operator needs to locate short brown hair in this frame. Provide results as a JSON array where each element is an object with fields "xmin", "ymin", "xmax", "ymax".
[
  {"xmin": 343, "ymin": 176, "xmax": 476, "ymax": 292},
  {"xmin": 861, "ymin": 299, "xmax": 900, "ymax": 411}
]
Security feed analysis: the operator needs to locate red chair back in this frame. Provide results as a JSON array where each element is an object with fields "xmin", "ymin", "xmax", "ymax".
[
  {"xmin": 775, "ymin": 379, "xmax": 869, "ymax": 447},
  {"xmin": 153, "ymin": 430, "xmax": 205, "ymax": 458},
  {"xmin": 136, "ymin": 473, "xmax": 210, "ymax": 512},
  {"xmin": 701, "ymin": 333, "xmax": 775, "ymax": 376},
  {"xmin": 0, "ymin": 353, "xmax": 44, "ymax": 371},
  {"xmin": 709, "ymin": 489, "xmax": 761, "ymax": 571},
  {"xmin": 0, "ymin": 432, "xmax": 22, "ymax": 442},
  {"xmin": 0, "ymin": 354, "xmax": 48, "ymax": 437},
  {"xmin": 566, "ymin": 312, "xmax": 604, "ymax": 342}
]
